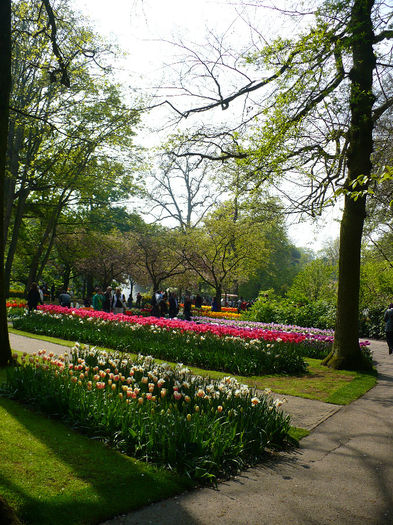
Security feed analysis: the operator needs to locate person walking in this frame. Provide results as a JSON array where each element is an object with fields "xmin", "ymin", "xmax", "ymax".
[
  {"xmin": 183, "ymin": 294, "xmax": 192, "ymax": 321},
  {"xmin": 136, "ymin": 292, "xmax": 142, "ymax": 308},
  {"xmin": 127, "ymin": 293, "xmax": 133, "ymax": 308},
  {"xmin": 102, "ymin": 287, "xmax": 112, "ymax": 313},
  {"xmin": 151, "ymin": 292, "xmax": 160, "ymax": 317},
  {"xmin": 92, "ymin": 289, "xmax": 104, "ymax": 311},
  {"xmin": 59, "ymin": 289, "xmax": 71, "ymax": 308},
  {"xmin": 159, "ymin": 292, "xmax": 169, "ymax": 317},
  {"xmin": 27, "ymin": 282, "xmax": 42, "ymax": 312},
  {"xmin": 169, "ymin": 292, "xmax": 179, "ymax": 318},
  {"xmin": 195, "ymin": 294, "xmax": 203, "ymax": 309},
  {"xmin": 211, "ymin": 297, "xmax": 219, "ymax": 312},
  {"xmin": 384, "ymin": 303, "xmax": 393, "ymax": 355},
  {"xmin": 112, "ymin": 288, "xmax": 126, "ymax": 314}
]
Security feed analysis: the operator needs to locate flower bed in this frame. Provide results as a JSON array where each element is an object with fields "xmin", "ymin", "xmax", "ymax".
[
  {"xmin": 196, "ymin": 310, "xmax": 242, "ymax": 320},
  {"xmin": 184, "ymin": 305, "xmax": 238, "ymax": 313},
  {"xmin": 6, "ymin": 301, "xmax": 27, "ymax": 319},
  {"xmin": 192, "ymin": 316, "xmax": 371, "ymax": 354},
  {"xmin": 12, "ymin": 307, "xmax": 308, "ymax": 376},
  {"xmin": 36, "ymin": 305, "xmax": 308, "ymax": 344},
  {"xmin": 6, "ymin": 301, "xmax": 26, "ymax": 308},
  {"xmin": 3, "ymin": 344, "xmax": 291, "ymax": 483}
]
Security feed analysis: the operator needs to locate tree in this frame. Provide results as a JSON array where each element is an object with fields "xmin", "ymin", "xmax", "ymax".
[
  {"xmin": 124, "ymin": 224, "xmax": 186, "ymax": 292},
  {"xmin": 287, "ymin": 259, "xmax": 337, "ymax": 304},
  {"xmin": 5, "ymin": 0, "xmax": 141, "ymax": 295},
  {"xmin": 141, "ymin": 147, "xmax": 221, "ymax": 230},
  {"xmin": 72, "ymin": 232, "xmax": 130, "ymax": 290},
  {"xmin": 1, "ymin": 0, "xmax": 59, "ymax": 364},
  {"xmin": 0, "ymin": 0, "xmax": 12, "ymax": 366},
  {"xmin": 239, "ymin": 220, "xmax": 306, "ymax": 298},
  {"xmin": 0, "ymin": 0, "xmax": 142, "ymax": 366},
  {"xmin": 163, "ymin": 0, "xmax": 393, "ymax": 369},
  {"xmin": 179, "ymin": 201, "xmax": 270, "ymax": 308}
]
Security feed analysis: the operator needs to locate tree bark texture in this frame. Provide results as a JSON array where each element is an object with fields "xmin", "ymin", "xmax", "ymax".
[
  {"xmin": 0, "ymin": 0, "xmax": 12, "ymax": 366},
  {"xmin": 323, "ymin": 0, "xmax": 376, "ymax": 369}
]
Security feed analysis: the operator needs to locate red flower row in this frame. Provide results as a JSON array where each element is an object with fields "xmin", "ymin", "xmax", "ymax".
[
  {"xmin": 37, "ymin": 304, "xmax": 306, "ymax": 344},
  {"xmin": 6, "ymin": 302, "xmax": 26, "ymax": 308}
]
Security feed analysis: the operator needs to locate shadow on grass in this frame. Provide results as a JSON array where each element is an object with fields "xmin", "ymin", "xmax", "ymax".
[{"xmin": 0, "ymin": 397, "xmax": 192, "ymax": 525}]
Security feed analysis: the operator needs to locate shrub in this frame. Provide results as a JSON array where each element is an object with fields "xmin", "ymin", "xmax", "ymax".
[
  {"xmin": 243, "ymin": 293, "xmax": 336, "ymax": 330},
  {"xmin": 359, "ymin": 304, "xmax": 385, "ymax": 339}
]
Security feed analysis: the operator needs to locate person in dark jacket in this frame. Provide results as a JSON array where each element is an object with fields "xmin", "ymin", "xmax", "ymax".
[
  {"xmin": 135, "ymin": 292, "xmax": 142, "ymax": 308},
  {"xmin": 127, "ymin": 294, "xmax": 133, "ymax": 308},
  {"xmin": 27, "ymin": 282, "xmax": 42, "ymax": 312},
  {"xmin": 159, "ymin": 292, "xmax": 168, "ymax": 317},
  {"xmin": 112, "ymin": 288, "xmax": 125, "ymax": 314},
  {"xmin": 151, "ymin": 292, "xmax": 160, "ymax": 317},
  {"xmin": 183, "ymin": 295, "xmax": 192, "ymax": 321},
  {"xmin": 194, "ymin": 294, "xmax": 203, "ymax": 308},
  {"xmin": 211, "ymin": 297, "xmax": 219, "ymax": 312},
  {"xmin": 169, "ymin": 292, "xmax": 179, "ymax": 318},
  {"xmin": 59, "ymin": 289, "xmax": 71, "ymax": 307},
  {"xmin": 384, "ymin": 303, "xmax": 393, "ymax": 354},
  {"xmin": 102, "ymin": 287, "xmax": 112, "ymax": 313}
]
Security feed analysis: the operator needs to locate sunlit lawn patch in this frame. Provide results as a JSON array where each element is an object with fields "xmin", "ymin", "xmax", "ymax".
[
  {"xmin": 188, "ymin": 358, "xmax": 377, "ymax": 404},
  {"xmin": 0, "ymin": 396, "xmax": 190, "ymax": 525}
]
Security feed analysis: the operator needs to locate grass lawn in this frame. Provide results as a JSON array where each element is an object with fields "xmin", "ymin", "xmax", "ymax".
[
  {"xmin": 9, "ymin": 327, "xmax": 377, "ymax": 405},
  {"xmin": 208, "ymin": 358, "xmax": 378, "ymax": 405},
  {"xmin": 0, "ymin": 393, "xmax": 192, "ymax": 525}
]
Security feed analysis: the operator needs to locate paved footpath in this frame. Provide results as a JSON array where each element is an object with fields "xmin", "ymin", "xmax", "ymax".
[{"xmin": 9, "ymin": 333, "xmax": 393, "ymax": 524}]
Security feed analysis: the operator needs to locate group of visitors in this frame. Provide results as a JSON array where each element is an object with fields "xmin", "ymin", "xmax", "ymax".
[
  {"xmin": 91, "ymin": 287, "xmax": 130, "ymax": 314},
  {"xmin": 150, "ymin": 292, "xmax": 208, "ymax": 321},
  {"xmin": 151, "ymin": 291, "xmax": 180, "ymax": 319},
  {"xmin": 24, "ymin": 276, "xmax": 393, "ymax": 356},
  {"xmin": 27, "ymin": 281, "xmax": 73, "ymax": 311}
]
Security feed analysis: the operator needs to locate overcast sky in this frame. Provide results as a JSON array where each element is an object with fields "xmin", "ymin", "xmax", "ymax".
[{"xmin": 71, "ymin": 0, "xmax": 341, "ymax": 251}]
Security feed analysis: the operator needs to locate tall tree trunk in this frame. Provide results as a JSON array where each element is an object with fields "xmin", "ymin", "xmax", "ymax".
[
  {"xmin": 62, "ymin": 263, "xmax": 71, "ymax": 292},
  {"xmin": 323, "ymin": 0, "xmax": 375, "ymax": 370},
  {"xmin": 4, "ymin": 188, "xmax": 29, "ymax": 295},
  {"xmin": 26, "ymin": 220, "xmax": 53, "ymax": 292},
  {"xmin": 36, "ymin": 214, "xmax": 59, "ymax": 283},
  {"xmin": 215, "ymin": 284, "xmax": 222, "ymax": 312},
  {"xmin": 0, "ymin": 0, "xmax": 12, "ymax": 366},
  {"xmin": 86, "ymin": 274, "xmax": 94, "ymax": 298},
  {"xmin": 26, "ymin": 193, "xmax": 68, "ymax": 292},
  {"xmin": 5, "ymin": 123, "xmax": 24, "ymax": 244}
]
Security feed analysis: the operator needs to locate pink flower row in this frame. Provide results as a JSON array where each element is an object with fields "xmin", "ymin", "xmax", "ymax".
[{"xmin": 37, "ymin": 304, "xmax": 307, "ymax": 344}]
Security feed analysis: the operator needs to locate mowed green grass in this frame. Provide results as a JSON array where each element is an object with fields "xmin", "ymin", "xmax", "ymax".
[
  {"xmin": 9, "ymin": 327, "xmax": 377, "ymax": 404},
  {"xmin": 0, "ymin": 391, "xmax": 191, "ymax": 525}
]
